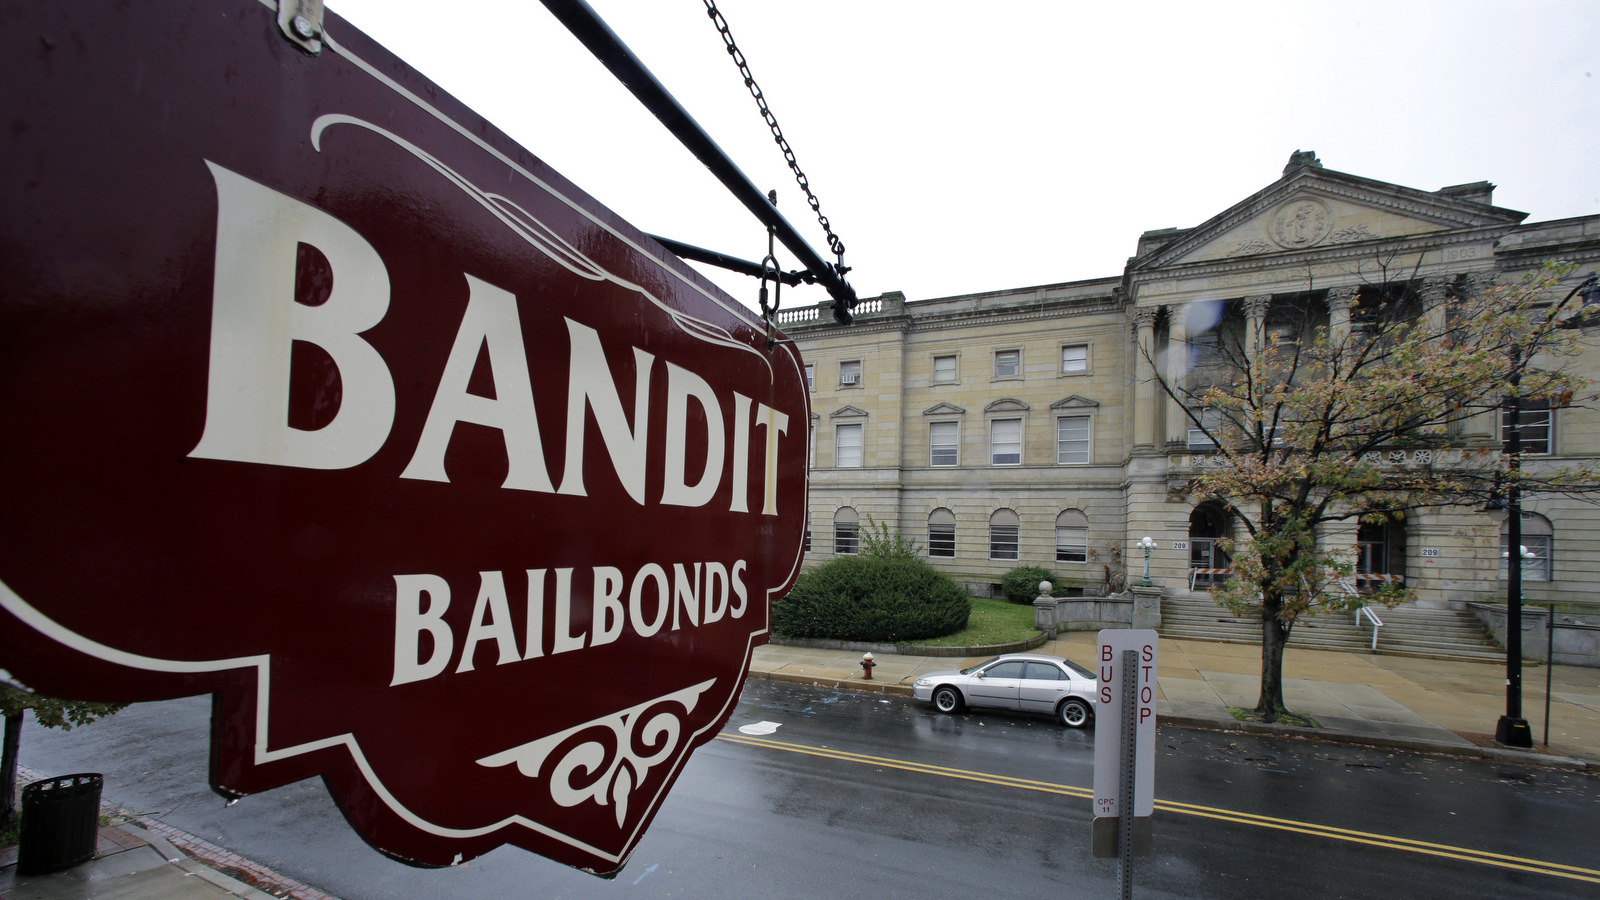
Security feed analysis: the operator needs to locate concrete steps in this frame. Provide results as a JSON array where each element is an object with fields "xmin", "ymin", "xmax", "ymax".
[{"xmin": 1158, "ymin": 595, "xmax": 1508, "ymax": 662}]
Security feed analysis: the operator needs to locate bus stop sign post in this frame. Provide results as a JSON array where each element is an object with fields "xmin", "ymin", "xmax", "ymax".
[{"xmin": 1092, "ymin": 629, "xmax": 1157, "ymax": 895}]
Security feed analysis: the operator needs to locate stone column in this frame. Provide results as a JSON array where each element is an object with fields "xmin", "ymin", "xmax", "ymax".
[
  {"xmin": 1326, "ymin": 285, "xmax": 1357, "ymax": 357},
  {"xmin": 1243, "ymin": 294, "xmax": 1272, "ymax": 361},
  {"xmin": 1165, "ymin": 304, "xmax": 1190, "ymax": 449},
  {"xmin": 1133, "ymin": 307, "xmax": 1159, "ymax": 451},
  {"xmin": 1417, "ymin": 277, "xmax": 1451, "ymax": 336},
  {"xmin": 1458, "ymin": 274, "xmax": 1498, "ymax": 443}
]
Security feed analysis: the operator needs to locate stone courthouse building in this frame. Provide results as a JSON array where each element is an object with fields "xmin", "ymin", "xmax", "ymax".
[{"xmin": 779, "ymin": 153, "xmax": 1600, "ymax": 611}]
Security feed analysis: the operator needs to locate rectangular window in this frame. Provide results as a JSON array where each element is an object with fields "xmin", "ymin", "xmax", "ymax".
[
  {"xmin": 1187, "ymin": 409, "xmax": 1220, "ymax": 450},
  {"xmin": 1190, "ymin": 331, "xmax": 1222, "ymax": 367},
  {"xmin": 989, "ymin": 525, "xmax": 1020, "ymax": 560},
  {"xmin": 994, "ymin": 349, "xmax": 1020, "ymax": 378},
  {"xmin": 834, "ymin": 523, "xmax": 858, "ymax": 555},
  {"xmin": 835, "ymin": 423, "xmax": 863, "ymax": 467},
  {"xmin": 803, "ymin": 528, "xmax": 811, "ymax": 553},
  {"xmin": 990, "ymin": 418, "xmax": 1022, "ymax": 465},
  {"xmin": 1056, "ymin": 416, "xmax": 1090, "ymax": 465},
  {"xmin": 929, "ymin": 421, "xmax": 959, "ymax": 467},
  {"xmin": 1055, "ymin": 526, "xmax": 1088, "ymax": 563},
  {"xmin": 932, "ymin": 354, "xmax": 958, "ymax": 383},
  {"xmin": 1061, "ymin": 344, "xmax": 1088, "ymax": 374},
  {"xmin": 1503, "ymin": 404, "xmax": 1551, "ymax": 455},
  {"xmin": 1501, "ymin": 534, "xmax": 1552, "ymax": 581},
  {"xmin": 804, "ymin": 364, "xmax": 814, "ymax": 391},
  {"xmin": 839, "ymin": 360, "xmax": 861, "ymax": 388},
  {"xmin": 928, "ymin": 524, "xmax": 955, "ymax": 557}
]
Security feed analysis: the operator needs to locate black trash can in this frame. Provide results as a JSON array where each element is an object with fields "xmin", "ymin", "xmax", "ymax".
[{"xmin": 16, "ymin": 773, "xmax": 104, "ymax": 875}]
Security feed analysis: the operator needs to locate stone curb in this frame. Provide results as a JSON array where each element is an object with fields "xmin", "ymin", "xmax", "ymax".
[
  {"xmin": 119, "ymin": 823, "xmax": 280, "ymax": 900},
  {"xmin": 768, "ymin": 632, "xmax": 1051, "ymax": 658},
  {"xmin": 1159, "ymin": 712, "xmax": 1591, "ymax": 771},
  {"xmin": 132, "ymin": 818, "xmax": 344, "ymax": 900},
  {"xmin": 753, "ymin": 669, "xmax": 916, "ymax": 696}
]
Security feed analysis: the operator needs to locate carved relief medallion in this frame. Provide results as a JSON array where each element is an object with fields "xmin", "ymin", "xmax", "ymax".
[{"xmin": 1268, "ymin": 198, "xmax": 1333, "ymax": 249}]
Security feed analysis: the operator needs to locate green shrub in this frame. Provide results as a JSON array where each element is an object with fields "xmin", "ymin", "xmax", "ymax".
[
  {"xmin": 858, "ymin": 515, "xmax": 923, "ymax": 559},
  {"xmin": 1001, "ymin": 566, "xmax": 1063, "ymax": 604},
  {"xmin": 774, "ymin": 555, "xmax": 970, "ymax": 643}
]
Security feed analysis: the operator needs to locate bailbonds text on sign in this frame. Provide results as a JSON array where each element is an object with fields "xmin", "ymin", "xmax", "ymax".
[{"xmin": 0, "ymin": 1, "xmax": 808, "ymax": 875}]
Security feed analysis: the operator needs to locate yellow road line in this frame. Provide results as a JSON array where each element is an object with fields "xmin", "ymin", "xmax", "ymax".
[{"xmin": 717, "ymin": 733, "xmax": 1600, "ymax": 885}]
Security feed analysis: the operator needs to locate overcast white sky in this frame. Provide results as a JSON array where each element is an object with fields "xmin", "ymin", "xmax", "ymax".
[{"xmin": 329, "ymin": 0, "xmax": 1598, "ymax": 311}]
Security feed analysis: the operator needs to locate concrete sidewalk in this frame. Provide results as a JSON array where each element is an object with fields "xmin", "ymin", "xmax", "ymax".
[
  {"xmin": 0, "ymin": 775, "xmax": 339, "ymax": 900},
  {"xmin": 749, "ymin": 633, "xmax": 1600, "ymax": 767}
]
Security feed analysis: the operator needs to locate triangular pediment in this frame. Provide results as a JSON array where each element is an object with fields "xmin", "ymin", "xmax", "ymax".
[
  {"xmin": 1131, "ymin": 162, "xmax": 1527, "ymax": 270},
  {"xmin": 922, "ymin": 402, "xmax": 967, "ymax": 416},
  {"xmin": 829, "ymin": 404, "xmax": 869, "ymax": 419},
  {"xmin": 1050, "ymin": 395, "xmax": 1099, "ymax": 410}
]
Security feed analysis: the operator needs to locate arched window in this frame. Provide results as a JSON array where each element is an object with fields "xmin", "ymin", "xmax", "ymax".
[
  {"xmin": 1501, "ymin": 512, "xmax": 1552, "ymax": 581},
  {"xmin": 1055, "ymin": 509, "xmax": 1088, "ymax": 564},
  {"xmin": 989, "ymin": 509, "xmax": 1020, "ymax": 561},
  {"xmin": 928, "ymin": 508, "xmax": 956, "ymax": 558},
  {"xmin": 834, "ymin": 507, "xmax": 860, "ymax": 555}
]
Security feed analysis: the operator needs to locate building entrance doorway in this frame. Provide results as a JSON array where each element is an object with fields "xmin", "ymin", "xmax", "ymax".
[
  {"xmin": 1356, "ymin": 520, "xmax": 1405, "ymax": 591},
  {"xmin": 1189, "ymin": 504, "xmax": 1232, "ymax": 588}
]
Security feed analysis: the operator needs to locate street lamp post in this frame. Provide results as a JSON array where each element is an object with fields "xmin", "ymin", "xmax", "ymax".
[
  {"xmin": 1137, "ymin": 536, "xmax": 1157, "ymax": 587},
  {"xmin": 1496, "ymin": 361, "xmax": 1533, "ymax": 749},
  {"xmin": 1488, "ymin": 271, "xmax": 1598, "ymax": 749},
  {"xmin": 1496, "ymin": 536, "xmax": 1537, "ymax": 748}
]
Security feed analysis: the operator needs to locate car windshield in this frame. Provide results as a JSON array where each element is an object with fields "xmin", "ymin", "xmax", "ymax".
[
  {"xmin": 959, "ymin": 657, "xmax": 999, "ymax": 675},
  {"xmin": 1064, "ymin": 659, "xmax": 1094, "ymax": 680}
]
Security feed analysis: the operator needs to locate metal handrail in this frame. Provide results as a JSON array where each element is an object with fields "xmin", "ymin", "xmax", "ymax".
[{"xmin": 1356, "ymin": 606, "xmax": 1384, "ymax": 651}]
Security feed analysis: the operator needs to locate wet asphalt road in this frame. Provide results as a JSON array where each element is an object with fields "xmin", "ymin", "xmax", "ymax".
[{"xmin": 18, "ymin": 678, "xmax": 1600, "ymax": 899}]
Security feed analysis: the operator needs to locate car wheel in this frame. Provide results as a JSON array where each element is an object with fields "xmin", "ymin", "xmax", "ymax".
[
  {"xmin": 932, "ymin": 686, "xmax": 963, "ymax": 714},
  {"xmin": 1058, "ymin": 698, "xmax": 1091, "ymax": 728}
]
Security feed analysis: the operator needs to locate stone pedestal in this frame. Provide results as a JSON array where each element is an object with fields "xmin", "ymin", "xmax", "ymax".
[
  {"xmin": 1132, "ymin": 586, "xmax": 1163, "ymax": 630},
  {"xmin": 1034, "ymin": 596, "xmax": 1059, "ymax": 633},
  {"xmin": 1033, "ymin": 581, "xmax": 1058, "ymax": 633}
]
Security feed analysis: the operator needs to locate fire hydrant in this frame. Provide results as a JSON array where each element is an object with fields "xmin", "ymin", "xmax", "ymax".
[{"xmin": 860, "ymin": 652, "xmax": 876, "ymax": 680}]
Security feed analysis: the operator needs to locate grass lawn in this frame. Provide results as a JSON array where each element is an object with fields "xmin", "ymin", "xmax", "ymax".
[{"xmin": 914, "ymin": 595, "xmax": 1040, "ymax": 647}]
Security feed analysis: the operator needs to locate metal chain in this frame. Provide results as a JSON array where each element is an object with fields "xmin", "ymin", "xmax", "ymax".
[{"xmin": 702, "ymin": 0, "xmax": 848, "ymax": 271}]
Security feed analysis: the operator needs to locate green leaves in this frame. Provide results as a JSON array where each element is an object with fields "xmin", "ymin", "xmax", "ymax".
[
  {"xmin": 857, "ymin": 514, "xmax": 925, "ymax": 560},
  {"xmin": 0, "ymin": 684, "xmax": 127, "ymax": 730}
]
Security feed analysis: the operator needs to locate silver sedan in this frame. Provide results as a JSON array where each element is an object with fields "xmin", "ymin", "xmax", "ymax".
[{"xmin": 913, "ymin": 653, "xmax": 1098, "ymax": 727}]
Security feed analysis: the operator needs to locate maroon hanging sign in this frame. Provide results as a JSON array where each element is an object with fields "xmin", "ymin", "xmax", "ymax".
[{"xmin": 0, "ymin": 0, "xmax": 807, "ymax": 874}]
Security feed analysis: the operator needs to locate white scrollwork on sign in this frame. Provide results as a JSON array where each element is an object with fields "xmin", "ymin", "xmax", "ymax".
[
  {"xmin": 476, "ymin": 680, "xmax": 715, "ymax": 829},
  {"xmin": 308, "ymin": 115, "xmax": 766, "ymax": 369}
]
